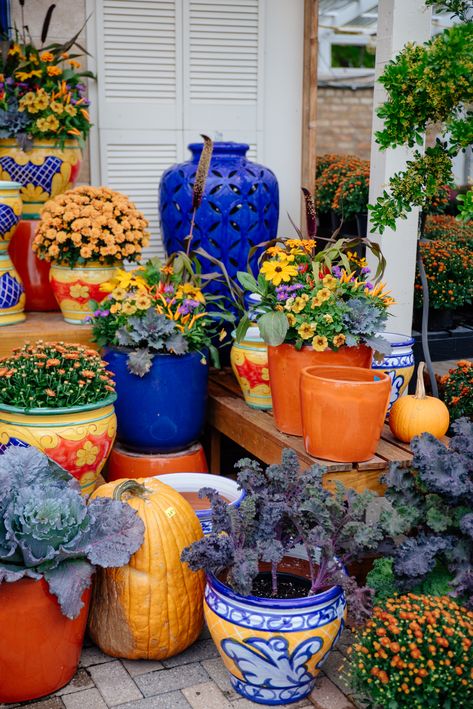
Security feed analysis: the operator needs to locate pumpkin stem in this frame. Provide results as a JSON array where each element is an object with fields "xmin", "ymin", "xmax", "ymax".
[
  {"xmin": 113, "ymin": 480, "xmax": 151, "ymax": 501},
  {"xmin": 414, "ymin": 362, "xmax": 427, "ymax": 400}
]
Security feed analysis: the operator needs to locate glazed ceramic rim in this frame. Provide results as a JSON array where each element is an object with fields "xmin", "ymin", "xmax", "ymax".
[
  {"xmin": 188, "ymin": 141, "xmax": 249, "ymax": 155},
  {"xmin": 51, "ymin": 262, "xmax": 119, "ymax": 270},
  {"xmin": 207, "ymin": 565, "xmax": 343, "ymax": 609},
  {"xmin": 0, "ymin": 393, "xmax": 117, "ymax": 416},
  {"xmin": 105, "ymin": 345, "xmax": 209, "ymax": 360},
  {"xmin": 157, "ymin": 472, "xmax": 246, "ymax": 516},
  {"xmin": 379, "ymin": 332, "xmax": 415, "ymax": 348},
  {"xmin": 301, "ymin": 365, "xmax": 390, "ymax": 385},
  {"xmin": 0, "ymin": 181, "xmax": 23, "ymax": 189}
]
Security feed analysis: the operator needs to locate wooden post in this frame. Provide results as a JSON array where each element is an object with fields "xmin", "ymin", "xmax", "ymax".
[{"xmin": 301, "ymin": 0, "xmax": 319, "ymax": 229}]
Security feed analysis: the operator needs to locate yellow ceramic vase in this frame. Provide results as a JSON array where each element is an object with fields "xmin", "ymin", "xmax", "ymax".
[
  {"xmin": 0, "ymin": 397, "xmax": 117, "ymax": 496},
  {"xmin": 0, "ymin": 139, "xmax": 82, "ymax": 219},
  {"xmin": 204, "ymin": 558, "xmax": 347, "ymax": 704},
  {"xmin": 0, "ymin": 181, "xmax": 25, "ymax": 325},
  {"xmin": 49, "ymin": 262, "xmax": 118, "ymax": 324},
  {"xmin": 230, "ymin": 327, "xmax": 272, "ymax": 410}
]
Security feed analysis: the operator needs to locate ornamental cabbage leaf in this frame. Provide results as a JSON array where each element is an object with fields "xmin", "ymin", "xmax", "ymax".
[{"xmin": 0, "ymin": 446, "xmax": 145, "ymax": 618}]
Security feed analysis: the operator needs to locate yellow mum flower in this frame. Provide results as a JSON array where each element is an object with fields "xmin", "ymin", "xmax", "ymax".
[
  {"xmin": 41, "ymin": 52, "xmax": 54, "ymax": 62},
  {"xmin": 110, "ymin": 303, "xmax": 122, "ymax": 314},
  {"xmin": 311, "ymin": 297, "xmax": 321, "ymax": 309},
  {"xmin": 64, "ymin": 104, "xmax": 77, "ymax": 116},
  {"xmin": 176, "ymin": 283, "xmax": 205, "ymax": 303},
  {"xmin": 322, "ymin": 274, "xmax": 338, "ymax": 290},
  {"xmin": 291, "ymin": 296, "xmax": 307, "ymax": 314},
  {"xmin": 317, "ymin": 288, "xmax": 332, "ymax": 304},
  {"xmin": 47, "ymin": 65, "xmax": 62, "ymax": 77},
  {"xmin": 312, "ymin": 335, "xmax": 328, "ymax": 352},
  {"xmin": 333, "ymin": 333, "xmax": 346, "ymax": 348},
  {"xmin": 112, "ymin": 288, "xmax": 127, "ymax": 301},
  {"xmin": 298, "ymin": 323, "xmax": 316, "ymax": 340},
  {"xmin": 265, "ymin": 245, "xmax": 285, "ymax": 256},
  {"xmin": 135, "ymin": 294, "xmax": 152, "ymax": 310},
  {"xmin": 260, "ymin": 259, "xmax": 298, "ymax": 286},
  {"xmin": 50, "ymin": 100, "xmax": 64, "ymax": 114},
  {"xmin": 323, "ymin": 314, "xmax": 334, "ymax": 324},
  {"xmin": 35, "ymin": 91, "xmax": 50, "ymax": 110},
  {"xmin": 36, "ymin": 115, "xmax": 59, "ymax": 132},
  {"xmin": 286, "ymin": 313, "xmax": 296, "ymax": 327}
]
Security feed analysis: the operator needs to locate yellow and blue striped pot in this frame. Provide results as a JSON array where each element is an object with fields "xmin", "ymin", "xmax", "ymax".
[
  {"xmin": 230, "ymin": 327, "xmax": 272, "ymax": 410},
  {"xmin": 0, "ymin": 181, "xmax": 25, "ymax": 325},
  {"xmin": 204, "ymin": 560, "xmax": 347, "ymax": 705},
  {"xmin": 0, "ymin": 396, "xmax": 117, "ymax": 496},
  {"xmin": 49, "ymin": 262, "xmax": 118, "ymax": 324},
  {"xmin": 0, "ymin": 139, "xmax": 82, "ymax": 220}
]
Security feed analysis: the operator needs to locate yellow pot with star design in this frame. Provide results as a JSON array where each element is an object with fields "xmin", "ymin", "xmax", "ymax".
[
  {"xmin": 0, "ymin": 139, "xmax": 82, "ymax": 219},
  {"xmin": 49, "ymin": 262, "xmax": 118, "ymax": 324},
  {"xmin": 0, "ymin": 395, "xmax": 117, "ymax": 496},
  {"xmin": 230, "ymin": 327, "xmax": 272, "ymax": 410}
]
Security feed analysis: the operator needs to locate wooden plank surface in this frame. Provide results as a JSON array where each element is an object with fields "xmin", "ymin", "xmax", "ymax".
[{"xmin": 0, "ymin": 312, "xmax": 97, "ymax": 357}]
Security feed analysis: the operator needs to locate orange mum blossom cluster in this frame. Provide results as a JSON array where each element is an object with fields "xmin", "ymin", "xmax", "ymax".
[
  {"xmin": 347, "ymin": 594, "xmax": 473, "ymax": 708},
  {"xmin": 32, "ymin": 186, "xmax": 150, "ymax": 268}
]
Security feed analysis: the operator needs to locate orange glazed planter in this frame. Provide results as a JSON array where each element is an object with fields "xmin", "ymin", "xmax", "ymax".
[
  {"xmin": 106, "ymin": 441, "xmax": 208, "ymax": 481},
  {"xmin": 49, "ymin": 262, "xmax": 118, "ymax": 324},
  {"xmin": 268, "ymin": 343, "xmax": 373, "ymax": 436},
  {"xmin": 300, "ymin": 366, "xmax": 391, "ymax": 462},
  {"xmin": 0, "ymin": 578, "xmax": 91, "ymax": 703}
]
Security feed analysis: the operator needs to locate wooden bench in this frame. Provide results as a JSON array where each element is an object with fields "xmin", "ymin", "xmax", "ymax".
[{"xmin": 207, "ymin": 370, "xmax": 415, "ymax": 494}]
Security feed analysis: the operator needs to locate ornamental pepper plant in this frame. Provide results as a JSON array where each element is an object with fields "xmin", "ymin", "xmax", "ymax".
[
  {"xmin": 236, "ymin": 238, "xmax": 393, "ymax": 352},
  {"xmin": 0, "ymin": 341, "xmax": 115, "ymax": 408},
  {"xmin": 347, "ymin": 594, "xmax": 473, "ymax": 709}
]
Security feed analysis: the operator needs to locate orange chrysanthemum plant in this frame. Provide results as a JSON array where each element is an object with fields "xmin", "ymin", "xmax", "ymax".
[
  {"xmin": 347, "ymin": 594, "xmax": 473, "ymax": 709},
  {"xmin": 33, "ymin": 186, "xmax": 150, "ymax": 267}
]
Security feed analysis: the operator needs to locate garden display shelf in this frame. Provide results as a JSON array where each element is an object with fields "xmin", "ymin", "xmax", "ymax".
[
  {"xmin": 0, "ymin": 312, "xmax": 97, "ymax": 358},
  {"xmin": 207, "ymin": 370, "xmax": 447, "ymax": 494}
]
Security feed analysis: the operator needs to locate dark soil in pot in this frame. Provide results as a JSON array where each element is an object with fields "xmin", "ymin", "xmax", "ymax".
[{"xmin": 251, "ymin": 571, "xmax": 312, "ymax": 599}]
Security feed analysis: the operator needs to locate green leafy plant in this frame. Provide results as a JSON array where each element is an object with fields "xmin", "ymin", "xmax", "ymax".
[
  {"xmin": 347, "ymin": 594, "xmax": 473, "ymax": 708},
  {"xmin": 0, "ymin": 341, "xmax": 115, "ymax": 408},
  {"xmin": 182, "ymin": 448, "xmax": 387, "ymax": 626},
  {"xmin": 369, "ymin": 10, "xmax": 473, "ymax": 233},
  {"xmin": 0, "ymin": 446, "xmax": 144, "ymax": 618},
  {"xmin": 457, "ymin": 186, "xmax": 473, "ymax": 222}
]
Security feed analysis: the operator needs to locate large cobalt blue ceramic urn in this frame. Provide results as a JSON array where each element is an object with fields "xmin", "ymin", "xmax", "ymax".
[
  {"xmin": 104, "ymin": 348, "xmax": 209, "ymax": 453},
  {"xmin": 159, "ymin": 142, "xmax": 279, "ymax": 300}
]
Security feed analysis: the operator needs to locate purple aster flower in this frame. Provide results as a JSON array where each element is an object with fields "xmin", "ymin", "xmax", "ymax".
[
  {"xmin": 332, "ymin": 266, "xmax": 342, "ymax": 278},
  {"xmin": 178, "ymin": 299, "xmax": 200, "ymax": 315},
  {"xmin": 288, "ymin": 283, "xmax": 304, "ymax": 292},
  {"xmin": 361, "ymin": 266, "xmax": 371, "ymax": 275},
  {"xmin": 163, "ymin": 284, "xmax": 174, "ymax": 294},
  {"xmin": 365, "ymin": 282, "xmax": 374, "ymax": 290}
]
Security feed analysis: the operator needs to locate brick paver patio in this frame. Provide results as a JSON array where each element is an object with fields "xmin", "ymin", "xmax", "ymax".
[{"xmin": 3, "ymin": 628, "xmax": 357, "ymax": 709}]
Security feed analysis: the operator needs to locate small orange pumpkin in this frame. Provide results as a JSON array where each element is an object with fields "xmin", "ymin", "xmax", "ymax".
[
  {"xmin": 88, "ymin": 478, "xmax": 205, "ymax": 660},
  {"xmin": 389, "ymin": 362, "xmax": 450, "ymax": 443}
]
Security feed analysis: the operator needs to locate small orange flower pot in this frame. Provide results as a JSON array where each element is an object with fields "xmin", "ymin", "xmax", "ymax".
[
  {"xmin": 106, "ymin": 441, "xmax": 208, "ymax": 481},
  {"xmin": 300, "ymin": 365, "xmax": 391, "ymax": 462},
  {"xmin": 0, "ymin": 578, "xmax": 90, "ymax": 703},
  {"xmin": 268, "ymin": 343, "xmax": 373, "ymax": 436}
]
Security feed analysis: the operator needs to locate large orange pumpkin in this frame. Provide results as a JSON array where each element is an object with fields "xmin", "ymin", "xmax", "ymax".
[{"xmin": 88, "ymin": 477, "xmax": 205, "ymax": 660}]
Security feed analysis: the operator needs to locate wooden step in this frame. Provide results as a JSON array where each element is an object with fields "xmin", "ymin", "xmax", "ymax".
[{"xmin": 0, "ymin": 312, "xmax": 96, "ymax": 358}]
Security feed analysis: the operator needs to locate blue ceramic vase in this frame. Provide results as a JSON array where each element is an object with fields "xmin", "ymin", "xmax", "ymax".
[
  {"xmin": 371, "ymin": 333, "xmax": 415, "ymax": 414},
  {"xmin": 104, "ymin": 348, "xmax": 209, "ymax": 453},
  {"xmin": 159, "ymin": 142, "xmax": 279, "ymax": 302}
]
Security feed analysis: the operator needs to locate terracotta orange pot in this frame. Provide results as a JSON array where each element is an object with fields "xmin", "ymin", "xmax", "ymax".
[
  {"xmin": 268, "ymin": 343, "xmax": 373, "ymax": 435},
  {"xmin": 300, "ymin": 365, "xmax": 391, "ymax": 462},
  {"xmin": 106, "ymin": 441, "xmax": 208, "ymax": 481},
  {"xmin": 0, "ymin": 578, "xmax": 91, "ymax": 703}
]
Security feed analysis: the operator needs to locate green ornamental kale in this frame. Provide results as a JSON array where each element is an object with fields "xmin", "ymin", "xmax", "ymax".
[
  {"xmin": 369, "ymin": 418, "xmax": 473, "ymax": 606},
  {"xmin": 182, "ymin": 449, "xmax": 386, "ymax": 626},
  {"xmin": 0, "ymin": 446, "xmax": 145, "ymax": 618}
]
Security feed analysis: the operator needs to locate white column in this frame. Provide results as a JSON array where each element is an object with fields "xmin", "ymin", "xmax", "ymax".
[{"xmin": 367, "ymin": 0, "xmax": 432, "ymax": 334}]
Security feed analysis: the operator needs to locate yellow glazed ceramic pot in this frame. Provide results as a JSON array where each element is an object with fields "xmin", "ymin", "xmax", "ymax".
[
  {"xmin": 0, "ymin": 181, "xmax": 25, "ymax": 325},
  {"xmin": 0, "ymin": 396, "xmax": 117, "ymax": 496},
  {"xmin": 230, "ymin": 327, "xmax": 272, "ymax": 410},
  {"xmin": 49, "ymin": 262, "xmax": 118, "ymax": 324},
  {"xmin": 204, "ymin": 557, "xmax": 347, "ymax": 705},
  {"xmin": 0, "ymin": 139, "xmax": 82, "ymax": 219}
]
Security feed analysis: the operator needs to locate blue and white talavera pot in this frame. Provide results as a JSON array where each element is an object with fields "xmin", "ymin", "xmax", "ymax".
[
  {"xmin": 371, "ymin": 333, "xmax": 415, "ymax": 414},
  {"xmin": 159, "ymin": 142, "xmax": 279, "ymax": 307},
  {"xmin": 204, "ymin": 557, "xmax": 347, "ymax": 705},
  {"xmin": 157, "ymin": 472, "xmax": 245, "ymax": 534}
]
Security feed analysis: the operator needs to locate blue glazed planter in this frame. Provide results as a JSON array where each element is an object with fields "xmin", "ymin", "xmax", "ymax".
[
  {"xmin": 104, "ymin": 348, "xmax": 209, "ymax": 453},
  {"xmin": 371, "ymin": 333, "xmax": 415, "ymax": 414},
  {"xmin": 159, "ymin": 142, "xmax": 279, "ymax": 303},
  {"xmin": 204, "ymin": 557, "xmax": 347, "ymax": 705}
]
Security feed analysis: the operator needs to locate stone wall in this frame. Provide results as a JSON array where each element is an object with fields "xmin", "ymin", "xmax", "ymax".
[
  {"xmin": 316, "ymin": 87, "xmax": 374, "ymax": 161},
  {"xmin": 11, "ymin": 0, "xmax": 90, "ymax": 183}
]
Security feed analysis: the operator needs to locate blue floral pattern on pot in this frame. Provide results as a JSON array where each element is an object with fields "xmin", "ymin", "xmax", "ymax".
[
  {"xmin": 159, "ymin": 142, "xmax": 279, "ymax": 305},
  {"xmin": 371, "ymin": 333, "xmax": 415, "ymax": 413},
  {"xmin": 204, "ymin": 570, "xmax": 346, "ymax": 705}
]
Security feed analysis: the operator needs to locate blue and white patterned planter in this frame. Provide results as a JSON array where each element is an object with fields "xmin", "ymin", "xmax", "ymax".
[
  {"xmin": 372, "ymin": 332, "xmax": 415, "ymax": 414},
  {"xmin": 204, "ymin": 562, "xmax": 347, "ymax": 705},
  {"xmin": 157, "ymin": 472, "xmax": 245, "ymax": 534}
]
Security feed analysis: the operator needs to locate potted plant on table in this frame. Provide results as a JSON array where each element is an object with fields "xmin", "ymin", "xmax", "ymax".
[
  {"xmin": 0, "ymin": 445, "xmax": 144, "ymax": 703},
  {"xmin": 237, "ymin": 236, "xmax": 393, "ymax": 435},
  {"xmin": 182, "ymin": 449, "xmax": 386, "ymax": 706},
  {"xmin": 32, "ymin": 185, "xmax": 150, "ymax": 323},
  {"xmin": 438, "ymin": 360, "xmax": 473, "ymax": 424},
  {"xmin": 90, "ymin": 256, "xmax": 232, "ymax": 453},
  {"xmin": 0, "ymin": 340, "xmax": 117, "ymax": 495}
]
